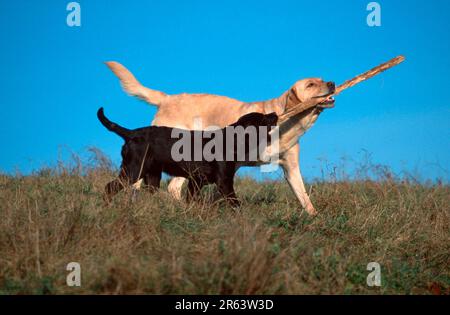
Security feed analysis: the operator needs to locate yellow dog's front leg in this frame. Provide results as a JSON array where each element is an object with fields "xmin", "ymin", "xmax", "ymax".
[{"xmin": 280, "ymin": 143, "xmax": 317, "ymax": 216}]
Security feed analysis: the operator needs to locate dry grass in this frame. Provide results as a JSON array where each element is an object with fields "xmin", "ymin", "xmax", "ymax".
[{"xmin": 0, "ymin": 150, "xmax": 448, "ymax": 295}]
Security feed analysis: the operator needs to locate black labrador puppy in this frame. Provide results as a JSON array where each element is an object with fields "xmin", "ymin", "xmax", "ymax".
[{"xmin": 97, "ymin": 107, "xmax": 278, "ymax": 206}]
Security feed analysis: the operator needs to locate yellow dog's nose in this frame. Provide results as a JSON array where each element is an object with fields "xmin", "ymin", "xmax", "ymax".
[{"xmin": 327, "ymin": 81, "xmax": 336, "ymax": 92}]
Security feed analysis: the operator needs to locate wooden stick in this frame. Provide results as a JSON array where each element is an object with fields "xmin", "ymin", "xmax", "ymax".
[{"xmin": 278, "ymin": 55, "xmax": 405, "ymax": 123}]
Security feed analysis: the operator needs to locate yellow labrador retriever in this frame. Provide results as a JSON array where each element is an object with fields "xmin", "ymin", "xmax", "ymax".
[{"xmin": 106, "ymin": 62, "xmax": 335, "ymax": 215}]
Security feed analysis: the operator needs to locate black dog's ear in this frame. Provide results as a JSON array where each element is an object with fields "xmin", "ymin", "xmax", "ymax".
[{"xmin": 264, "ymin": 113, "xmax": 278, "ymax": 126}]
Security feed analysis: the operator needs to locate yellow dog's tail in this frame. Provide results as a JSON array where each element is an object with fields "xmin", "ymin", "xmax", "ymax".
[{"xmin": 105, "ymin": 61, "xmax": 167, "ymax": 106}]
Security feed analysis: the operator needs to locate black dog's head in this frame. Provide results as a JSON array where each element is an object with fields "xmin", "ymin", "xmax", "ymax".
[{"xmin": 232, "ymin": 112, "xmax": 278, "ymax": 129}]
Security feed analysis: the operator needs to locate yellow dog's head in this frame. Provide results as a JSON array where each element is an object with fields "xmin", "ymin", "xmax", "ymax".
[{"xmin": 290, "ymin": 78, "xmax": 336, "ymax": 108}]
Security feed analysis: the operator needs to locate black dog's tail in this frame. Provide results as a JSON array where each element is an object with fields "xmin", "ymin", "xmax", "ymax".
[{"xmin": 97, "ymin": 107, "xmax": 132, "ymax": 140}]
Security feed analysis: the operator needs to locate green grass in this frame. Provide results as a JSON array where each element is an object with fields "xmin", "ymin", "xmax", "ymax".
[{"xmin": 0, "ymin": 160, "xmax": 448, "ymax": 294}]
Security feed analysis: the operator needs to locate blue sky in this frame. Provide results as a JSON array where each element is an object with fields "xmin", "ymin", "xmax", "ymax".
[{"xmin": 0, "ymin": 0, "xmax": 449, "ymax": 181}]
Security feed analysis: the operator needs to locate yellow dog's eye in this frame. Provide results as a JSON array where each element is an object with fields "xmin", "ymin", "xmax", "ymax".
[{"xmin": 307, "ymin": 82, "xmax": 315, "ymax": 88}]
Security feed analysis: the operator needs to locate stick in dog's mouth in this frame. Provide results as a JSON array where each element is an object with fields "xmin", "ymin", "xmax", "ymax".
[
  {"xmin": 318, "ymin": 96, "xmax": 335, "ymax": 108},
  {"xmin": 312, "ymin": 92, "xmax": 335, "ymax": 108}
]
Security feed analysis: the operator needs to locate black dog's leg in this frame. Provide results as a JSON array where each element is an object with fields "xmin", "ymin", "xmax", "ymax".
[
  {"xmin": 143, "ymin": 171, "xmax": 161, "ymax": 193},
  {"xmin": 124, "ymin": 153, "xmax": 152, "ymax": 202},
  {"xmin": 216, "ymin": 177, "xmax": 240, "ymax": 207},
  {"xmin": 105, "ymin": 179, "xmax": 125, "ymax": 202},
  {"xmin": 104, "ymin": 168, "xmax": 128, "ymax": 202},
  {"xmin": 104, "ymin": 162, "xmax": 142, "ymax": 202},
  {"xmin": 186, "ymin": 176, "xmax": 206, "ymax": 203}
]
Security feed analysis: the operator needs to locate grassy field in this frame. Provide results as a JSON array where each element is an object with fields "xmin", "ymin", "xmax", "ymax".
[{"xmin": 0, "ymin": 153, "xmax": 448, "ymax": 295}]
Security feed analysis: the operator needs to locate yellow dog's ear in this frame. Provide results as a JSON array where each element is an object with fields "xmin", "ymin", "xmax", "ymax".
[
  {"xmin": 285, "ymin": 83, "xmax": 303, "ymax": 112},
  {"xmin": 291, "ymin": 82, "xmax": 304, "ymax": 103}
]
